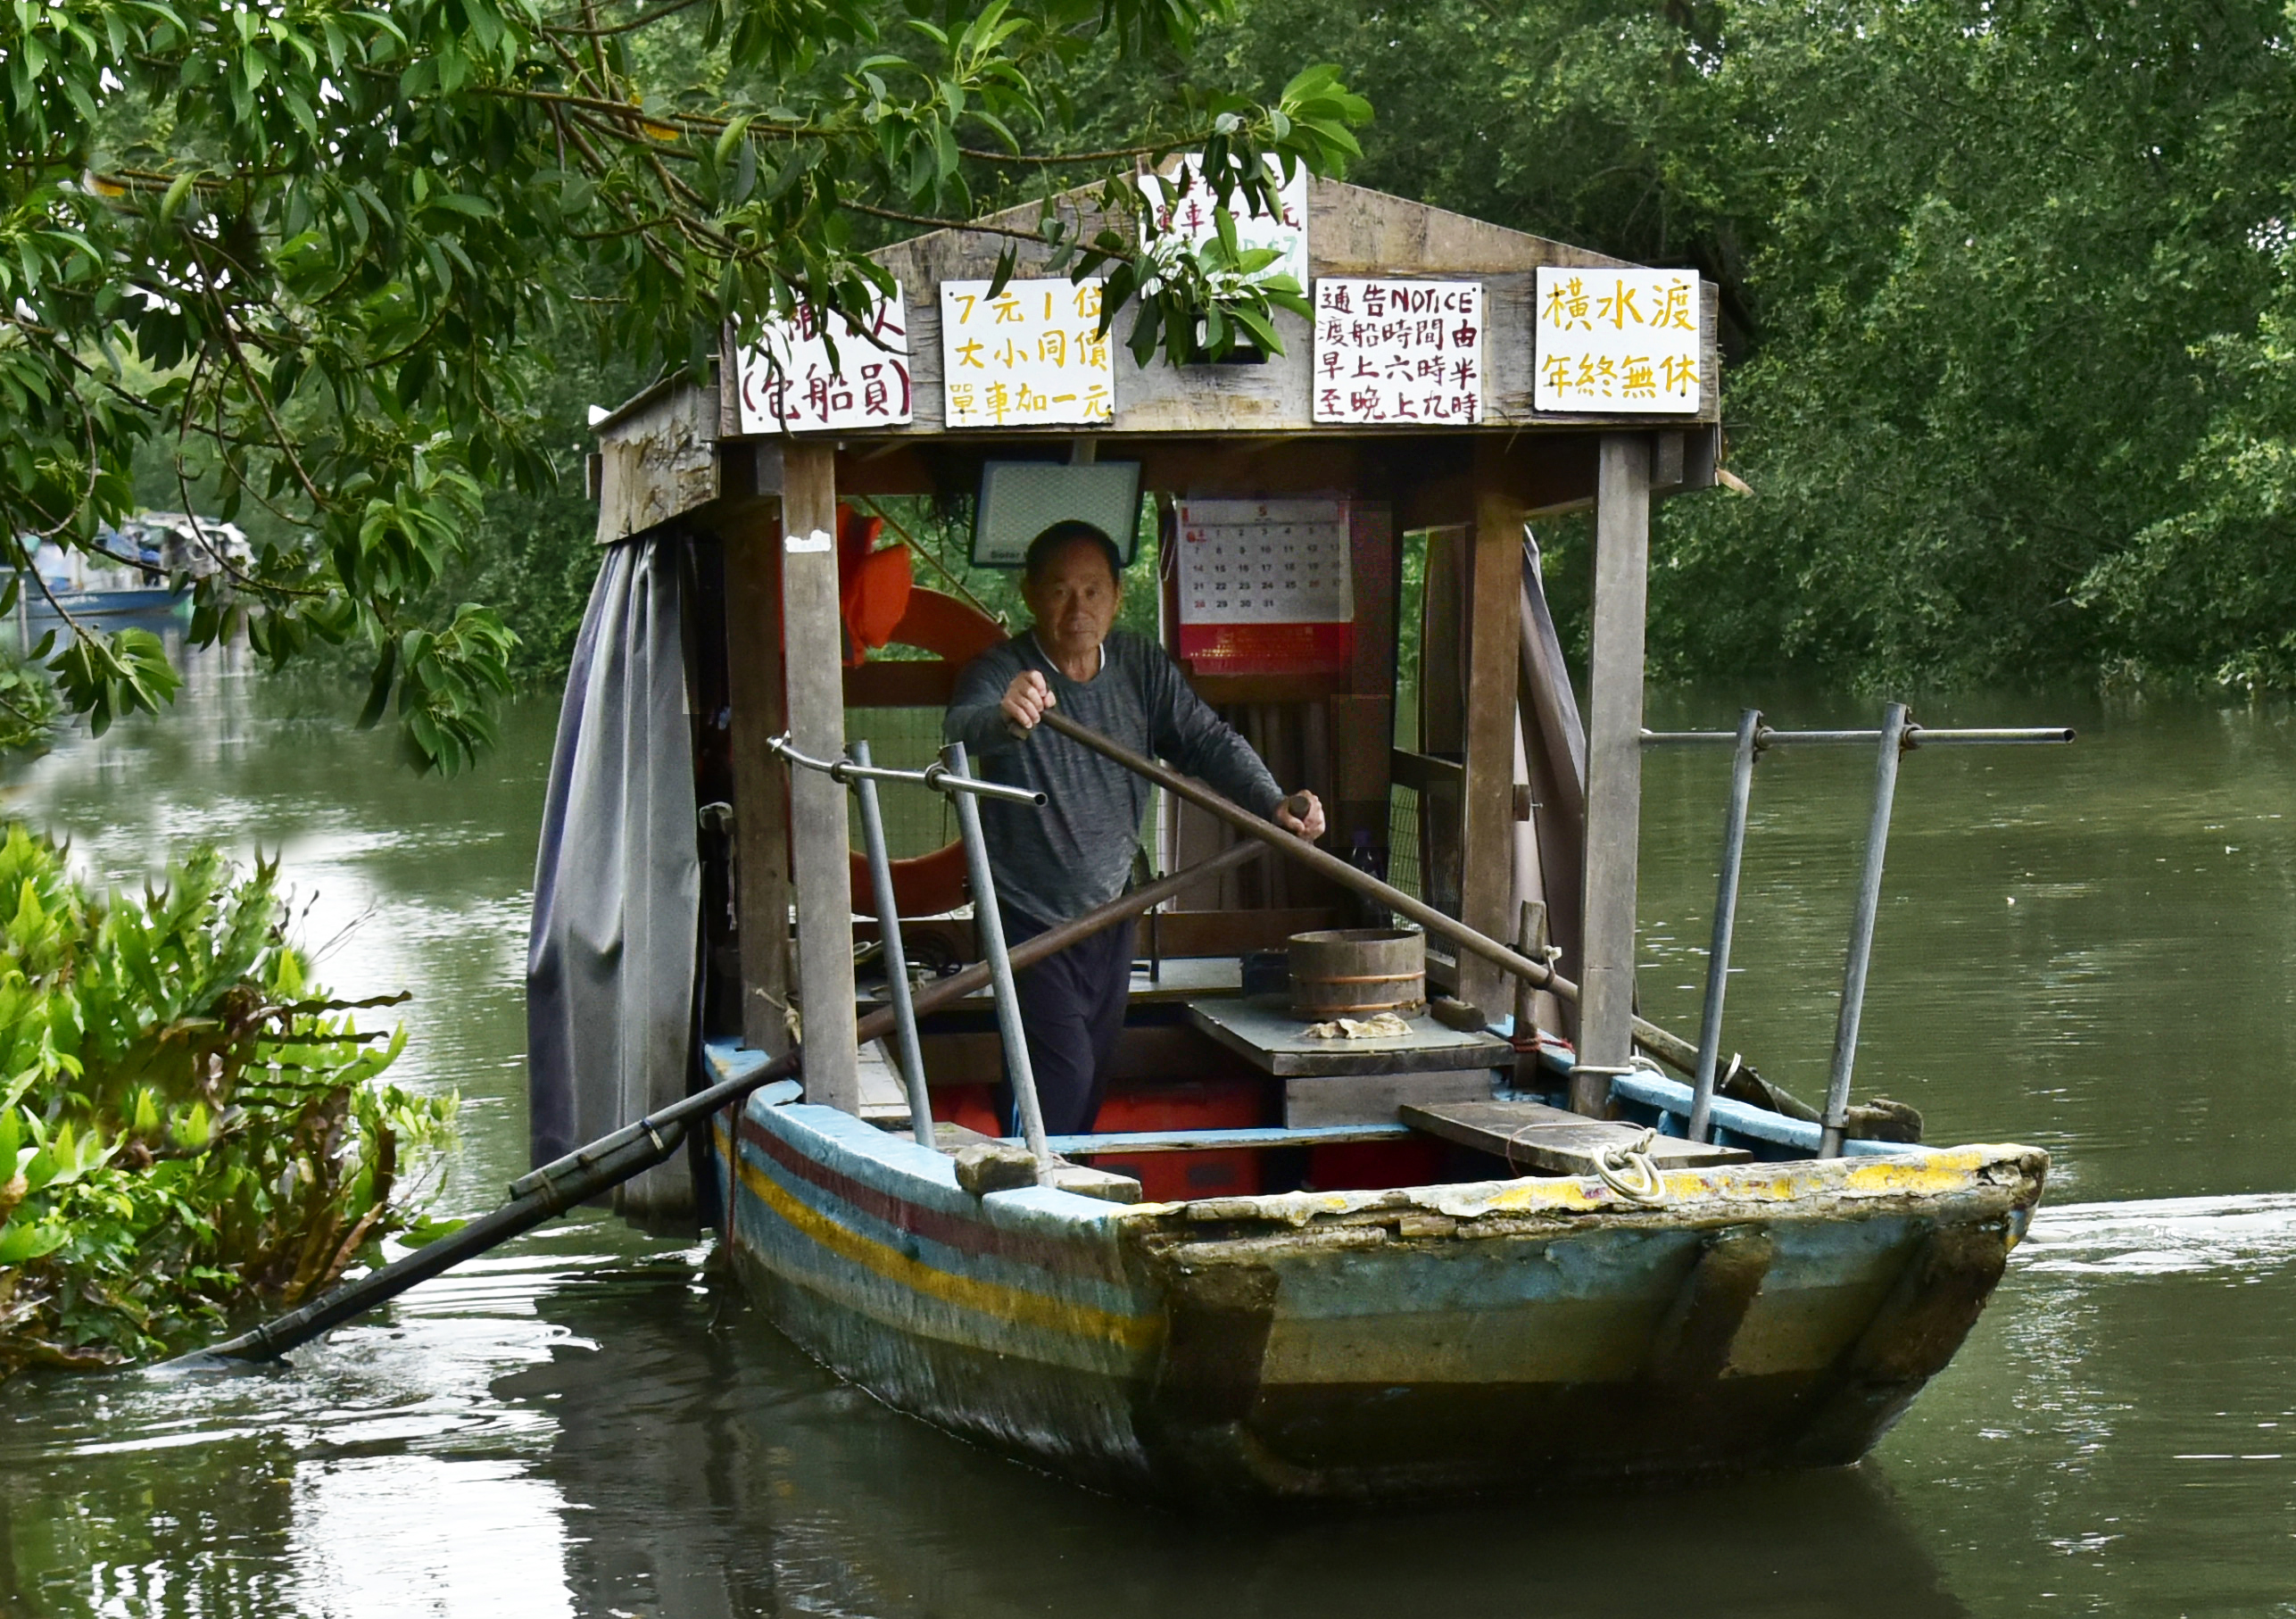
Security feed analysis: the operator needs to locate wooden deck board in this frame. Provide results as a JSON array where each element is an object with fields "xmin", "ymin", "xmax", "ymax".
[
  {"xmin": 1399, "ymin": 1100, "xmax": 1751, "ymax": 1175},
  {"xmin": 1185, "ymin": 995, "xmax": 1509, "ymax": 1076}
]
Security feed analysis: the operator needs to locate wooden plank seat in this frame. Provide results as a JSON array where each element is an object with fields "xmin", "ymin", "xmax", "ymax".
[
  {"xmin": 1040, "ymin": 1123, "xmax": 1413, "ymax": 1155},
  {"xmin": 1397, "ymin": 1100, "xmax": 1751, "ymax": 1176}
]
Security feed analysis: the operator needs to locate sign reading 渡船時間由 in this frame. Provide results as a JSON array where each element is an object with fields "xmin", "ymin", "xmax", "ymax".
[
  {"xmin": 1533, "ymin": 267, "xmax": 1700, "ymax": 412},
  {"xmin": 939, "ymin": 279, "xmax": 1115, "ymax": 428},
  {"xmin": 734, "ymin": 295, "xmax": 913, "ymax": 434},
  {"xmin": 1312, "ymin": 279, "xmax": 1484, "ymax": 426}
]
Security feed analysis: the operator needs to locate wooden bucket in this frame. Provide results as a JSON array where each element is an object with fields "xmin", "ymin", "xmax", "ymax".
[{"xmin": 1288, "ymin": 927, "xmax": 1426, "ymax": 1019}]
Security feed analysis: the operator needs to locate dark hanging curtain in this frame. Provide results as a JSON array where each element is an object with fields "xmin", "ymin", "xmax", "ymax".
[{"xmin": 526, "ymin": 535, "xmax": 700, "ymax": 1221}]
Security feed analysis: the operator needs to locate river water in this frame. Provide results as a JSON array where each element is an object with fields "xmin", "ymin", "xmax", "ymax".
[{"xmin": 4, "ymin": 646, "xmax": 2295, "ymax": 1617}]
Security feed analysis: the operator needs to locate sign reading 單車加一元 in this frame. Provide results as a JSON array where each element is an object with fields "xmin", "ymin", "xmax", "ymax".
[
  {"xmin": 939, "ymin": 279, "xmax": 1115, "ymax": 428},
  {"xmin": 1312, "ymin": 279, "xmax": 1485, "ymax": 426},
  {"xmin": 734, "ymin": 294, "xmax": 913, "ymax": 434},
  {"xmin": 1533, "ymin": 267, "xmax": 1701, "ymax": 413},
  {"xmin": 1136, "ymin": 158, "xmax": 1309, "ymax": 289}
]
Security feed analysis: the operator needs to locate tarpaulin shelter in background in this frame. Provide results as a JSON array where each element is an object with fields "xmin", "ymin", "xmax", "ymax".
[{"xmin": 526, "ymin": 536, "xmax": 700, "ymax": 1221}]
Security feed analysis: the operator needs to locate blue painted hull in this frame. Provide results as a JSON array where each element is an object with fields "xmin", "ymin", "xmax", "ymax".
[{"xmin": 715, "ymin": 1072, "xmax": 2048, "ymax": 1502}]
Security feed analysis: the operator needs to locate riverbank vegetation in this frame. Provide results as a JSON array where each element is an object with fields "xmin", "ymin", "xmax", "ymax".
[
  {"xmin": 9, "ymin": 0, "xmax": 2292, "ymax": 746},
  {"xmin": 327, "ymin": 0, "xmax": 2296, "ymax": 702},
  {"xmin": 4, "ymin": 0, "xmax": 1368, "ymax": 764},
  {"xmin": 0, "ymin": 827, "xmax": 452, "ymax": 1375}
]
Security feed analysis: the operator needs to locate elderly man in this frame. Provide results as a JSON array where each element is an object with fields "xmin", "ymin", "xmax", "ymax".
[{"xmin": 945, "ymin": 519, "xmax": 1325, "ymax": 1136}]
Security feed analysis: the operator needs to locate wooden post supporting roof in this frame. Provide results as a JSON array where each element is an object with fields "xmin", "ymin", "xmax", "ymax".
[
  {"xmin": 1575, "ymin": 434, "xmax": 1653, "ymax": 1114},
  {"xmin": 722, "ymin": 508, "xmax": 794, "ymax": 1058},
  {"xmin": 780, "ymin": 443, "xmax": 861, "ymax": 1111},
  {"xmin": 1459, "ymin": 471, "xmax": 1529, "ymax": 1014}
]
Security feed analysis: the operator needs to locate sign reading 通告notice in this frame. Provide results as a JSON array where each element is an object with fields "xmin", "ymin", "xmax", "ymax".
[
  {"xmin": 734, "ymin": 294, "xmax": 913, "ymax": 434},
  {"xmin": 1532, "ymin": 267, "xmax": 1701, "ymax": 412},
  {"xmin": 1311, "ymin": 278, "xmax": 1485, "ymax": 426},
  {"xmin": 939, "ymin": 279, "xmax": 1115, "ymax": 428}
]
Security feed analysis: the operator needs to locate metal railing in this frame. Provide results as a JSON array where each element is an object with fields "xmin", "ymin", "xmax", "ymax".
[
  {"xmin": 771, "ymin": 732, "xmax": 1059, "ymax": 1180},
  {"xmin": 1648, "ymin": 709, "xmax": 2076, "ymax": 1152}
]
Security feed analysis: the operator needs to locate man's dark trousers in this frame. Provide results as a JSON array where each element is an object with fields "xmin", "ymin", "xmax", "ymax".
[{"xmin": 996, "ymin": 911, "xmax": 1136, "ymax": 1137}]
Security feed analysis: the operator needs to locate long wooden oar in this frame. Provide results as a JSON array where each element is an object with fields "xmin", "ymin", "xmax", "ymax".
[
  {"xmin": 174, "ymin": 837, "xmax": 1270, "ymax": 1366},
  {"xmin": 1035, "ymin": 708, "xmax": 1712, "ymax": 1075}
]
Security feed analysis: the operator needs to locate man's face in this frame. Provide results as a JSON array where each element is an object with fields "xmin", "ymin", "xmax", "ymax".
[{"xmin": 1024, "ymin": 538, "xmax": 1122, "ymax": 661}]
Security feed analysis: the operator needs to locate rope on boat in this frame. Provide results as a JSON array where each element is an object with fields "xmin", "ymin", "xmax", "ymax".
[{"xmin": 1595, "ymin": 1127, "xmax": 1668, "ymax": 1204}]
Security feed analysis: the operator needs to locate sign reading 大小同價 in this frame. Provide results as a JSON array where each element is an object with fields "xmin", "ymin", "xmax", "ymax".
[
  {"xmin": 734, "ymin": 294, "xmax": 913, "ymax": 434},
  {"xmin": 938, "ymin": 279, "xmax": 1115, "ymax": 428},
  {"xmin": 1532, "ymin": 267, "xmax": 1701, "ymax": 412},
  {"xmin": 1311, "ymin": 279, "xmax": 1484, "ymax": 426},
  {"xmin": 1136, "ymin": 158, "xmax": 1309, "ymax": 288}
]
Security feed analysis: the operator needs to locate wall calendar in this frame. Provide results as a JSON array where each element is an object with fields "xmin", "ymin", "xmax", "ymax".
[{"xmin": 1173, "ymin": 498, "xmax": 1355, "ymax": 676}]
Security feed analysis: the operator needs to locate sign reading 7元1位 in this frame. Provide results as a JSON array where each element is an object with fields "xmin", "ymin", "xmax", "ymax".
[
  {"xmin": 939, "ymin": 279, "xmax": 1115, "ymax": 428},
  {"xmin": 1532, "ymin": 267, "xmax": 1701, "ymax": 413}
]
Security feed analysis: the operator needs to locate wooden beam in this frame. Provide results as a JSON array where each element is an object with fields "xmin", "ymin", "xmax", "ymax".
[
  {"xmin": 844, "ymin": 659, "xmax": 962, "ymax": 708},
  {"xmin": 1417, "ymin": 525, "xmax": 1467, "ymax": 920},
  {"xmin": 1576, "ymin": 434, "xmax": 1653, "ymax": 1111},
  {"xmin": 780, "ymin": 443, "xmax": 861, "ymax": 1112},
  {"xmin": 1459, "ymin": 472, "xmax": 1527, "ymax": 1012},
  {"xmin": 722, "ymin": 509, "xmax": 793, "ymax": 1057}
]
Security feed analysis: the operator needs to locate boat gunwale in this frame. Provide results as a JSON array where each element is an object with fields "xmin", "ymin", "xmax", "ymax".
[{"xmin": 738, "ymin": 1086, "xmax": 2047, "ymax": 1258}]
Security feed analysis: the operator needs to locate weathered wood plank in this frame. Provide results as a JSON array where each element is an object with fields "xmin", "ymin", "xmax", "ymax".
[
  {"xmin": 595, "ymin": 380, "xmax": 718, "ymax": 543},
  {"xmin": 1283, "ymin": 1067, "xmax": 1495, "ymax": 1127},
  {"xmin": 1458, "ymin": 471, "xmax": 1526, "ymax": 1011},
  {"xmin": 1576, "ymin": 434, "xmax": 1652, "ymax": 1111},
  {"xmin": 721, "ymin": 508, "xmax": 793, "ymax": 1057},
  {"xmin": 1398, "ymin": 1100, "xmax": 1750, "ymax": 1174},
  {"xmin": 780, "ymin": 443, "xmax": 861, "ymax": 1111},
  {"xmin": 1186, "ymin": 996, "xmax": 1508, "ymax": 1077}
]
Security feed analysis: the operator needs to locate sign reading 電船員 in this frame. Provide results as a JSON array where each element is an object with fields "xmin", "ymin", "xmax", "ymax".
[
  {"xmin": 1311, "ymin": 278, "xmax": 1485, "ymax": 426},
  {"xmin": 1533, "ymin": 267, "xmax": 1701, "ymax": 413},
  {"xmin": 939, "ymin": 278, "xmax": 1115, "ymax": 428},
  {"xmin": 734, "ymin": 295, "xmax": 913, "ymax": 434}
]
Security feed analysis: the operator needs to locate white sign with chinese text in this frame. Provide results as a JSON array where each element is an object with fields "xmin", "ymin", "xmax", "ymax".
[
  {"xmin": 1532, "ymin": 267, "xmax": 1701, "ymax": 412},
  {"xmin": 1136, "ymin": 158, "xmax": 1309, "ymax": 287},
  {"xmin": 1174, "ymin": 498, "xmax": 1353, "ymax": 625},
  {"xmin": 1311, "ymin": 278, "xmax": 1484, "ymax": 426},
  {"xmin": 734, "ymin": 294, "xmax": 913, "ymax": 434},
  {"xmin": 938, "ymin": 278, "xmax": 1115, "ymax": 428}
]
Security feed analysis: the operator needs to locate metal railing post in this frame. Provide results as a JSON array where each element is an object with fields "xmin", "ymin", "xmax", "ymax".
[
  {"xmin": 850, "ymin": 740, "xmax": 932, "ymax": 1142},
  {"xmin": 1819, "ymin": 703, "xmax": 1910, "ymax": 1158},
  {"xmin": 1688, "ymin": 708, "xmax": 1761, "ymax": 1143},
  {"xmin": 941, "ymin": 742, "xmax": 1054, "ymax": 1182}
]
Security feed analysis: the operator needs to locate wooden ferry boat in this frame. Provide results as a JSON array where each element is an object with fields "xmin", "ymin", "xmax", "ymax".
[{"xmin": 528, "ymin": 176, "xmax": 2054, "ymax": 1502}]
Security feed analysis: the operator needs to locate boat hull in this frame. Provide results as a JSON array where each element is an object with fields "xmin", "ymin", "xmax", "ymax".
[{"xmin": 717, "ymin": 1094, "xmax": 2045, "ymax": 1502}]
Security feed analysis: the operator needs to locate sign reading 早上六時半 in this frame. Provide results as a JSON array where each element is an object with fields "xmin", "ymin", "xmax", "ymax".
[
  {"xmin": 1532, "ymin": 267, "xmax": 1700, "ymax": 412},
  {"xmin": 939, "ymin": 278, "xmax": 1115, "ymax": 428},
  {"xmin": 1311, "ymin": 279, "xmax": 1484, "ymax": 426},
  {"xmin": 734, "ymin": 294, "xmax": 913, "ymax": 434}
]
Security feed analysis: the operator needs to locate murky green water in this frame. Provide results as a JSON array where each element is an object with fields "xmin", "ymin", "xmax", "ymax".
[{"xmin": 5, "ymin": 648, "xmax": 2296, "ymax": 1617}]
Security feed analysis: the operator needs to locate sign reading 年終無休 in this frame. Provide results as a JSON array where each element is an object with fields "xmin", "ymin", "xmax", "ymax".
[
  {"xmin": 938, "ymin": 278, "xmax": 1115, "ymax": 428},
  {"xmin": 734, "ymin": 294, "xmax": 913, "ymax": 434},
  {"xmin": 1532, "ymin": 267, "xmax": 1701, "ymax": 412},
  {"xmin": 1311, "ymin": 278, "xmax": 1485, "ymax": 426}
]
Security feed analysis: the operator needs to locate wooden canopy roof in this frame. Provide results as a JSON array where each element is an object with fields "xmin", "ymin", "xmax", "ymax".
[{"xmin": 591, "ymin": 179, "xmax": 1720, "ymax": 544}]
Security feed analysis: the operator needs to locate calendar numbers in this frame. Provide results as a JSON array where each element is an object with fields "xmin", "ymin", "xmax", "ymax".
[{"xmin": 1175, "ymin": 498, "xmax": 1353, "ymax": 626}]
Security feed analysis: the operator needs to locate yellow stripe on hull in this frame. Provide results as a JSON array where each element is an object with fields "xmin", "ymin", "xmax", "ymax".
[{"xmin": 734, "ymin": 1150, "xmax": 1163, "ymax": 1356}]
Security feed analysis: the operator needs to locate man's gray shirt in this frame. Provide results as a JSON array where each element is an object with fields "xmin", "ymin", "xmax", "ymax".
[{"xmin": 944, "ymin": 628, "xmax": 1283, "ymax": 926}]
